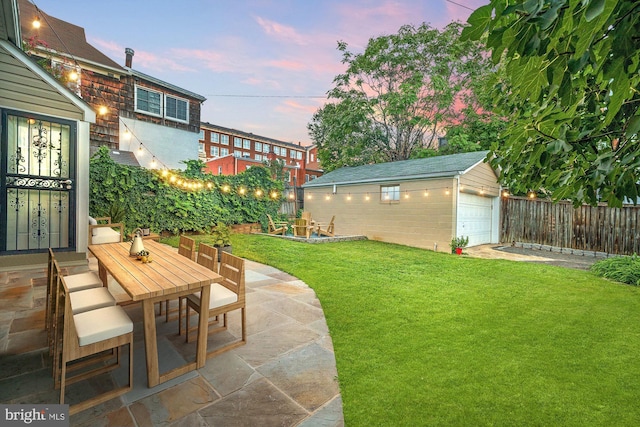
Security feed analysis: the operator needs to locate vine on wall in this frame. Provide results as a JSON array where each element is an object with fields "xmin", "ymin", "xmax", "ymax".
[{"xmin": 89, "ymin": 147, "xmax": 284, "ymax": 235}]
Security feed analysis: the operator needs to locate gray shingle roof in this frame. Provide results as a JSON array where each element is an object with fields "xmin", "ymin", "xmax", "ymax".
[{"xmin": 302, "ymin": 151, "xmax": 490, "ymax": 187}]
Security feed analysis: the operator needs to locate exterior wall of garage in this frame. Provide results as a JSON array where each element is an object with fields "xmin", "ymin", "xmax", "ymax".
[
  {"xmin": 304, "ymin": 177, "xmax": 459, "ymax": 253},
  {"xmin": 304, "ymin": 161, "xmax": 501, "ymax": 253}
]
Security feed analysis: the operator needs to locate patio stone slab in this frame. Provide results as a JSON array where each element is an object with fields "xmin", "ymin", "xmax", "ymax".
[
  {"xmin": 266, "ymin": 271, "xmax": 300, "ymax": 282},
  {"xmin": 74, "ymin": 406, "xmax": 137, "ymax": 427},
  {"xmin": 10, "ymin": 309, "xmax": 45, "ymax": 333},
  {"xmin": 245, "ymin": 270, "xmax": 281, "ymax": 287},
  {"xmin": 5, "ymin": 328, "xmax": 47, "ymax": 355},
  {"xmin": 168, "ymin": 412, "xmax": 209, "ymax": 427},
  {"xmin": 233, "ymin": 322, "xmax": 321, "ymax": 368},
  {"xmin": 0, "ymin": 285, "xmax": 32, "ymax": 310},
  {"xmin": 298, "ymin": 395, "xmax": 345, "ymax": 427},
  {"xmin": 198, "ymin": 351, "xmax": 257, "ymax": 397},
  {"xmin": 199, "ymin": 377, "xmax": 308, "ymax": 427},
  {"xmin": 257, "ymin": 342, "xmax": 340, "ymax": 412},
  {"xmin": 0, "ymin": 349, "xmax": 44, "ymax": 381},
  {"xmin": 262, "ymin": 282, "xmax": 313, "ymax": 296},
  {"xmin": 0, "ymin": 367, "xmax": 54, "ymax": 402},
  {"xmin": 129, "ymin": 376, "xmax": 218, "ymax": 427},
  {"xmin": 263, "ymin": 298, "xmax": 325, "ymax": 325}
]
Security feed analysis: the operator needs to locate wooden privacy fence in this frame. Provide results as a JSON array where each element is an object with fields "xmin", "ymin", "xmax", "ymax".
[{"xmin": 501, "ymin": 196, "xmax": 640, "ymax": 255}]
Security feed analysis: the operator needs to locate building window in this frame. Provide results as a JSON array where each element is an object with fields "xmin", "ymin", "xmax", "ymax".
[
  {"xmin": 297, "ymin": 151, "xmax": 303, "ymax": 160},
  {"xmin": 233, "ymin": 151, "xmax": 241, "ymax": 157},
  {"xmin": 310, "ymin": 153, "xmax": 314, "ymax": 162},
  {"xmin": 255, "ymin": 154, "xmax": 262, "ymax": 161},
  {"xmin": 273, "ymin": 146, "xmax": 280, "ymax": 155},
  {"xmin": 218, "ymin": 166, "xmax": 223, "ymax": 175},
  {"xmin": 221, "ymin": 148, "xmax": 229, "ymax": 156},
  {"xmin": 220, "ymin": 134, "xmax": 229, "ymax": 145},
  {"xmin": 210, "ymin": 146, "xmax": 219, "ymax": 157},
  {"xmin": 210, "ymin": 132, "xmax": 219, "ymax": 143},
  {"xmin": 305, "ymin": 174, "xmax": 310, "ymax": 182},
  {"xmin": 263, "ymin": 144, "xmax": 270, "ymax": 153},
  {"xmin": 255, "ymin": 142, "xmax": 262, "ymax": 152},
  {"xmin": 135, "ymin": 86, "xmax": 162, "ymax": 116},
  {"xmin": 243, "ymin": 152, "xmax": 250, "ymax": 157},
  {"xmin": 281, "ymin": 148, "xmax": 287, "ymax": 157},
  {"xmin": 243, "ymin": 139, "xmax": 251, "ymax": 149},
  {"xmin": 198, "ymin": 143, "xmax": 205, "ymax": 154},
  {"xmin": 381, "ymin": 185, "xmax": 400, "ymax": 202},
  {"xmin": 234, "ymin": 137, "xmax": 242, "ymax": 148},
  {"xmin": 290, "ymin": 150, "xmax": 296, "ymax": 158},
  {"xmin": 165, "ymin": 95, "xmax": 188, "ymax": 122},
  {"xmin": 199, "ymin": 130, "xmax": 205, "ymax": 140}
]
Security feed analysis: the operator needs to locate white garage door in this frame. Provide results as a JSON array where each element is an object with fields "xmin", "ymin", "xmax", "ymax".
[{"xmin": 457, "ymin": 193, "xmax": 495, "ymax": 247}]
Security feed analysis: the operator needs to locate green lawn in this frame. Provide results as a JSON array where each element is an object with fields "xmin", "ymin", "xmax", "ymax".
[{"xmin": 207, "ymin": 234, "xmax": 640, "ymax": 425}]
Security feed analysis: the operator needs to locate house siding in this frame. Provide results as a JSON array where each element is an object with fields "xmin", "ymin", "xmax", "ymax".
[
  {"xmin": 81, "ymin": 72, "xmax": 125, "ymax": 149},
  {"xmin": 459, "ymin": 162, "xmax": 500, "ymax": 197},
  {"xmin": 304, "ymin": 177, "xmax": 457, "ymax": 253},
  {"xmin": 0, "ymin": 44, "xmax": 83, "ymax": 120}
]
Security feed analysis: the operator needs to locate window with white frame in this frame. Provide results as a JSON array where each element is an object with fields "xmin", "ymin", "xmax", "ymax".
[
  {"xmin": 135, "ymin": 86, "xmax": 162, "ymax": 116},
  {"xmin": 243, "ymin": 139, "xmax": 251, "ymax": 149},
  {"xmin": 199, "ymin": 129, "xmax": 205, "ymax": 140},
  {"xmin": 255, "ymin": 142, "xmax": 262, "ymax": 152},
  {"xmin": 210, "ymin": 146, "xmax": 219, "ymax": 157},
  {"xmin": 273, "ymin": 146, "xmax": 280, "ymax": 155},
  {"xmin": 290, "ymin": 150, "xmax": 296, "ymax": 158},
  {"xmin": 165, "ymin": 95, "xmax": 188, "ymax": 122},
  {"xmin": 135, "ymin": 85, "xmax": 188, "ymax": 123},
  {"xmin": 220, "ymin": 134, "xmax": 229, "ymax": 145},
  {"xmin": 380, "ymin": 185, "xmax": 400, "ymax": 202},
  {"xmin": 210, "ymin": 132, "xmax": 219, "ymax": 143},
  {"xmin": 221, "ymin": 148, "xmax": 229, "ymax": 156},
  {"xmin": 263, "ymin": 144, "xmax": 270, "ymax": 153},
  {"xmin": 199, "ymin": 143, "xmax": 205, "ymax": 154},
  {"xmin": 297, "ymin": 151, "xmax": 303, "ymax": 160},
  {"xmin": 281, "ymin": 148, "xmax": 287, "ymax": 157},
  {"xmin": 233, "ymin": 151, "xmax": 241, "ymax": 157},
  {"xmin": 255, "ymin": 154, "xmax": 262, "ymax": 161},
  {"xmin": 234, "ymin": 137, "xmax": 242, "ymax": 147},
  {"xmin": 310, "ymin": 153, "xmax": 315, "ymax": 162},
  {"xmin": 242, "ymin": 152, "xmax": 250, "ymax": 157}
]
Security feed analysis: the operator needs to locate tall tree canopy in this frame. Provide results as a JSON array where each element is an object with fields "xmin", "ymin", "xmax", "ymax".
[
  {"xmin": 308, "ymin": 22, "xmax": 491, "ymax": 172},
  {"xmin": 463, "ymin": 0, "xmax": 640, "ymax": 206}
]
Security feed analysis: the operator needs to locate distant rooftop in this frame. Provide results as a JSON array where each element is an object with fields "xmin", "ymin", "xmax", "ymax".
[{"xmin": 200, "ymin": 122, "xmax": 313, "ymax": 150}]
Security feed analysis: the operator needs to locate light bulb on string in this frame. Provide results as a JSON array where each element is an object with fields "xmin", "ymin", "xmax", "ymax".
[
  {"xmin": 239, "ymin": 187, "xmax": 246, "ymax": 195},
  {"xmin": 68, "ymin": 70, "xmax": 78, "ymax": 81},
  {"xmin": 98, "ymin": 105, "xmax": 108, "ymax": 115},
  {"xmin": 151, "ymin": 157, "xmax": 157, "ymax": 168},
  {"xmin": 255, "ymin": 189, "xmax": 263, "ymax": 197},
  {"xmin": 365, "ymin": 193, "xmax": 370, "ymax": 201},
  {"xmin": 32, "ymin": 16, "xmax": 41, "ymax": 29},
  {"xmin": 424, "ymin": 189, "xmax": 429, "ymax": 197},
  {"xmin": 270, "ymin": 191, "xmax": 278, "ymax": 199}
]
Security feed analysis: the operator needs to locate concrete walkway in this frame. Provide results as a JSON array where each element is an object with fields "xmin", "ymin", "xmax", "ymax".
[{"xmin": 0, "ymin": 255, "xmax": 344, "ymax": 426}]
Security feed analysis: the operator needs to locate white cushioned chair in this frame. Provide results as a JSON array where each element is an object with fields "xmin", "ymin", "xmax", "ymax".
[
  {"xmin": 69, "ymin": 287, "xmax": 116, "ymax": 314},
  {"xmin": 58, "ymin": 273, "xmax": 133, "ymax": 415},
  {"xmin": 89, "ymin": 216, "xmax": 123, "ymax": 245}
]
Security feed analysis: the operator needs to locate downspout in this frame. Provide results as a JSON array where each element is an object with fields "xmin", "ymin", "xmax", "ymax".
[{"xmin": 454, "ymin": 174, "xmax": 461, "ymax": 239}]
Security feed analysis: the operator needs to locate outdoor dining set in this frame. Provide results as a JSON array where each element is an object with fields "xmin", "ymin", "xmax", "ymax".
[{"xmin": 45, "ymin": 219, "xmax": 246, "ymax": 415}]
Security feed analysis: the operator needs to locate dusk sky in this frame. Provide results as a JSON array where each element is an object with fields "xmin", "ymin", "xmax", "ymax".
[{"xmin": 28, "ymin": 0, "xmax": 488, "ymax": 146}]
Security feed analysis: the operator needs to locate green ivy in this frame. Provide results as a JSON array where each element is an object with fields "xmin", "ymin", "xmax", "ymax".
[{"xmin": 89, "ymin": 147, "xmax": 283, "ymax": 236}]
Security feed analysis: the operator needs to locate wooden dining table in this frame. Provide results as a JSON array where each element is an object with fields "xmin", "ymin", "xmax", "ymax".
[{"xmin": 88, "ymin": 240, "xmax": 222, "ymax": 387}]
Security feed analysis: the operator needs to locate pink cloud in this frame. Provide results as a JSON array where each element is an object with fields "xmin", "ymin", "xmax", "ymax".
[
  {"xmin": 276, "ymin": 99, "xmax": 322, "ymax": 115},
  {"xmin": 255, "ymin": 16, "xmax": 308, "ymax": 46},
  {"xmin": 266, "ymin": 59, "xmax": 307, "ymax": 71},
  {"xmin": 91, "ymin": 38, "xmax": 194, "ymax": 72}
]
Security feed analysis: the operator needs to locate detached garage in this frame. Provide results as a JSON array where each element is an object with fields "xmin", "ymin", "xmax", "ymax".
[{"xmin": 302, "ymin": 151, "xmax": 501, "ymax": 253}]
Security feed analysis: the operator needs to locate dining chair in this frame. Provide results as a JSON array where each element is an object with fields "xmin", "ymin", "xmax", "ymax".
[
  {"xmin": 161, "ymin": 235, "xmax": 196, "ymax": 321},
  {"xmin": 57, "ymin": 271, "xmax": 134, "ymax": 415},
  {"xmin": 46, "ymin": 249, "xmax": 103, "ymax": 355},
  {"xmin": 184, "ymin": 252, "xmax": 246, "ymax": 358},
  {"xmin": 177, "ymin": 242, "xmax": 218, "ymax": 336}
]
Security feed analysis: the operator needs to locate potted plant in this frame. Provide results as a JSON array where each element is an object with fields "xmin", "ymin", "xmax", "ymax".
[
  {"xmin": 211, "ymin": 223, "xmax": 232, "ymax": 261},
  {"xmin": 450, "ymin": 235, "xmax": 469, "ymax": 255}
]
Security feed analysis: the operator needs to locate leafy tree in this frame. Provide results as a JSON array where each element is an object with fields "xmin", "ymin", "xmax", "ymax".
[
  {"xmin": 462, "ymin": 0, "xmax": 640, "ymax": 206},
  {"xmin": 309, "ymin": 22, "xmax": 491, "ymax": 172}
]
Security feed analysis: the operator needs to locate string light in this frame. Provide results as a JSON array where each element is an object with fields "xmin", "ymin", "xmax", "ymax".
[
  {"xmin": 445, "ymin": 188, "xmax": 450, "ymax": 195},
  {"xmin": 255, "ymin": 189, "xmax": 263, "ymax": 197},
  {"xmin": 151, "ymin": 157, "xmax": 157, "ymax": 168},
  {"xmin": 68, "ymin": 70, "xmax": 78, "ymax": 81},
  {"xmin": 404, "ymin": 191, "xmax": 410, "ymax": 199},
  {"xmin": 238, "ymin": 187, "xmax": 246, "ymax": 195},
  {"xmin": 424, "ymin": 189, "xmax": 429, "ymax": 197},
  {"xmin": 32, "ymin": 16, "xmax": 41, "ymax": 29},
  {"xmin": 346, "ymin": 193, "xmax": 352, "ymax": 201},
  {"xmin": 365, "ymin": 193, "xmax": 370, "ymax": 201},
  {"xmin": 98, "ymin": 105, "xmax": 108, "ymax": 115}
]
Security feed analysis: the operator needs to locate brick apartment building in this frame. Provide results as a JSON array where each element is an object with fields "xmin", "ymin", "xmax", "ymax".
[{"xmin": 199, "ymin": 123, "xmax": 323, "ymax": 188}]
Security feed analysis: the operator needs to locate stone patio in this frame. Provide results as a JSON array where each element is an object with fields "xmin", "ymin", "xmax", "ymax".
[{"xmin": 0, "ymin": 253, "xmax": 344, "ymax": 426}]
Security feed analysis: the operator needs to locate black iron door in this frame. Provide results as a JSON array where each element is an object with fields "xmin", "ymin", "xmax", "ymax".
[{"xmin": 1, "ymin": 110, "xmax": 76, "ymax": 254}]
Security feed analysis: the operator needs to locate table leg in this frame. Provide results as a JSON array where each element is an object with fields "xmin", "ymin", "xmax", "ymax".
[
  {"xmin": 196, "ymin": 284, "xmax": 211, "ymax": 368},
  {"xmin": 142, "ymin": 300, "xmax": 160, "ymax": 387}
]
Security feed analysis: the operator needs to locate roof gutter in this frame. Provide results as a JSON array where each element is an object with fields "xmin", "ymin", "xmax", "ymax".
[{"xmin": 302, "ymin": 170, "xmax": 466, "ymax": 188}]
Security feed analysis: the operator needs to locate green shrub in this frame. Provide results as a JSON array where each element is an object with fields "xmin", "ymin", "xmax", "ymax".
[
  {"xmin": 89, "ymin": 147, "xmax": 283, "ymax": 235},
  {"xmin": 590, "ymin": 254, "xmax": 640, "ymax": 286}
]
